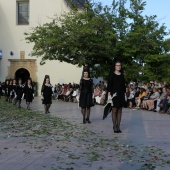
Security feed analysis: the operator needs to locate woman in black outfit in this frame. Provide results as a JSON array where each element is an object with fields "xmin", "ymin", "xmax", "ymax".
[
  {"xmin": 12, "ymin": 79, "xmax": 17, "ymax": 105},
  {"xmin": 8, "ymin": 79, "xmax": 13, "ymax": 103},
  {"xmin": 0, "ymin": 81, "xmax": 2, "ymax": 99},
  {"xmin": 15, "ymin": 79, "xmax": 24, "ymax": 108},
  {"xmin": 107, "ymin": 58, "xmax": 126, "ymax": 133},
  {"xmin": 41, "ymin": 76, "xmax": 53, "ymax": 114},
  {"xmin": 79, "ymin": 66, "xmax": 94, "ymax": 124},
  {"xmin": 23, "ymin": 78, "xmax": 34, "ymax": 110},
  {"xmin": 4, "ymin": 79, "xmax": 9, "ymax": 102}
]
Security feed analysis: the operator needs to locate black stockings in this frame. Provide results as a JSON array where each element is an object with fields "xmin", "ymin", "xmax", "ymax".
[
  {"xmin": 112, "ymin": 107, "xmax": 122, "ymax": 132},
  {"xmin": 82, "ymin": 107, "xmax": 91, "ymax": 123},
  {"xmin": 26, "ymin": 102, "xmax": 30, "ymax": 110},
  {"xmin": 44, "ymin": 104, "xmax": 51, "ymax": 114}
]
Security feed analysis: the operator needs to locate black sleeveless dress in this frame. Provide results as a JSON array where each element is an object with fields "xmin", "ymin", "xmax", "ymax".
[
  {"xmin": 79, "ymin": 79, "xmax": 93, "ymax": 108},
  {"xmin": 107, "ymin": 73, "xmax": 126, "ymax": 107},
  {"xmin": 24, "ymin": 85, "xmax": 34, "ymax": 102},
  {"xmin": 42, "ymin": 85, "xmax": 53, "ymax": 104}
]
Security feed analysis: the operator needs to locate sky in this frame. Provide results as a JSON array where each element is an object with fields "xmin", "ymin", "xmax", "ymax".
[{"xmin": 94, "ymin": 0, "xmax": 170, "ymax": 38}]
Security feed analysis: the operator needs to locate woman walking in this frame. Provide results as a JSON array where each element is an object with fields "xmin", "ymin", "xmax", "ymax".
[
  {"xmin": 107, "ymin": 57, "xmax": 126, "ymax": 133},
  {"xmin": 23, "ymin": 78, "xmax": 34, "ymax": 110},
  {"xmin": 4, "ymin": 79, "xmax": 9, "ymax": 102},
  {"xmin": 41, "ymin": 76, "xmax": 53, "ymax": 114},
  {"xmin": 15, "ymin": 79, "xmax": 24, "ymax": 108},
  {"xmin": 8, "ymin": 79, "xmax": 14, "ymax": 103},
  {"xmin": 79, "ymin": 66, "xmax": 94, "ymax": 124},
  {"xmin": 12, "ymin": 79, "xmax": 17, "ymax": 105}
]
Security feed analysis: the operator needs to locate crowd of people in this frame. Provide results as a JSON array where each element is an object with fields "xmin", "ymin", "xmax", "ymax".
[
  {"xmin": 0, "ymin": 78, "xmax": 170, "ymax": 115},
  {"xmin": 0, "ymin": 78, "xmax": 34, "ymax": 110},
  {"xmin": 52, "ymin": 80, "xmax": 107, "ymax": 105},
  {"xmin": 125, "ymin": 81, "xmax": 170, "ymax": 114}
]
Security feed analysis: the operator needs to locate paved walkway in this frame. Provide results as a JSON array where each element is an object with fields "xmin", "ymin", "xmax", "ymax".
[{"xmin": 0, "ymin": 97, "xmax": 170, "ymax": 170}]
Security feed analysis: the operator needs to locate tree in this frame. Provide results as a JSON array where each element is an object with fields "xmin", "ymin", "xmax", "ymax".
[
  {"xmin": 25, "ymin": 2, "xmax": 117, "ymax": 78},
  {"xmin": 25, "ymin": 0, "xmax": 170, "ymax": 82}
]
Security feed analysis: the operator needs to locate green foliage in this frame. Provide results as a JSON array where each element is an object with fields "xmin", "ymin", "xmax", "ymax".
[{"xmin": 25, "ymin": 0, "xmax": 170, "ymax": 82}]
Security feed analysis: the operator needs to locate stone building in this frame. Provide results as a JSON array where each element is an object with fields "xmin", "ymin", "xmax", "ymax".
[{"xmin": 0, "ymin": 0, "xmax": 83, "ymax": 95}]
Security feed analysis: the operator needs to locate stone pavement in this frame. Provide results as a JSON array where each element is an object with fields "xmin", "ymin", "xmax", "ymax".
[{"xmin": 0, "ymin": 97, "xmax": 170, "ymax": 170}]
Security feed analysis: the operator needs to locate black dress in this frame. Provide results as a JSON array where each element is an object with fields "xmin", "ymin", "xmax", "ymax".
[
  {"xmin": 4, "ymin": 84, "xmax": 9, "ymax": 97},
  {"xmin": 24, "ymin": 85, "xmax": 34, "ymax": 102},
  {"xmin": 8, "ymin": 85, "xmax": 13, "ymax": 97},
  {"xmin": 16, "ymin": 85, "xmax": 24, "ymax": 101},
  {"xmin": 0, "ymin": 84, "xmax": 2, "ymax": 96},
  {"xmin": 79, "ymin": 79, "xmax": 93, "ymax": 108},
  {"xmin": 107, "ymin": 73, "xmax": 126, "ymax": 107},
  {"xmin": 11, "ymin": 84, "xmax": 17, "ymax": 98},
  {"xmin": 42, "ymin": 85, "xmax": 53, "ymax": 104}
]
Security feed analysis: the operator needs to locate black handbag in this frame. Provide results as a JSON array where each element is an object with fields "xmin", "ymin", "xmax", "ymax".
[{"xmin": 92, "ymin": 98, "xmax": 96, "ymax": 106}]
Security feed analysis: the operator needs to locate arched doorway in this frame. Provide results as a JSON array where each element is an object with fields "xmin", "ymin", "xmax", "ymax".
[{"xmin": 15, "ymin": 68, "xmax": 30, "ymax": 83}]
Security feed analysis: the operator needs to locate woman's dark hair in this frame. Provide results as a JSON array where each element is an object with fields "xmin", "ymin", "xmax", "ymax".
[
  {"xmin": 82, "ymin": 64, "xmax": 91, "ymax": 78},
  {"xmin": 18, "ymin": 78, "xmax": 22, "ymax": 84},
  {"xmin": 26, "ymin": 77, "xmax": 33, "ymax": 86},
  {"xmin": 43, "ymin": 75, "xmax": 50, "ymax": 84},
  {"xmin": 108, "ymin": 57, "xmax": 123, "ymax": 77},
  {"xmin": 5, "ymin": 79, "xmax": 9, "ymax": 84},
  {"xmin": 9, "ymin": 79, "xmax": 13, "ymax": 84},
  {"xmin": 140, "ymin": 88, "xmax": 145, "ymax": 94}
]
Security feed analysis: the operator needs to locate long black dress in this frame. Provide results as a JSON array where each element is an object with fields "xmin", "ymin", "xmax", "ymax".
[
  {"xmin": 107, "ymin": 73, "xmax": 126, "ymax": 107},
  {"xmin": 24, "ymin": 85, "xmax": 34, "ymax": 102},
  {"xmin": 11, "ymin": 84, "xmax": 17, "ymax": 98},
  {"xmin": 4, "ymin": 84, "xmax": 9, "ymax": 97},
  {"xmin": 79, "ymin": 78, "xmax": 93, "ymax": 108},
  {"xmin": 42, "ymin": 85, "xmax": 53, "ymax": 104},
  {"xmin": 0, "ymin": 84, "xmax": 2, "ymax": 97},
  {"xmin": 16, "ymin": 85, "xmax": 24, "ymax": 101}
]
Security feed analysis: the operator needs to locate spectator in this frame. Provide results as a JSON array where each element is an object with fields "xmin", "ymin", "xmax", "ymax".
[
  {"xmin": 127, "ymin": 88, "xmax": 135, "ymax": 109},
  {"xmin": 141, "ymin": 88, "xmax": 153, "ymax": 110},
  {"xmin": 135, "ymin": 88, "xmax": 146, "ymax": 109},
  {"xmin": 72, "ymin": 88, "xmax": 78, "ymax": 103},
  {"xmin": 146, "ymin": 88, "xmax": 160, "ymax": 111},
  {"xmin": 159, "ymin": 87, "xmax": 170, "ymax": 114},
  {"xmin": 154, "ymin": 87, "xmax": 167, "ymax": 112}
]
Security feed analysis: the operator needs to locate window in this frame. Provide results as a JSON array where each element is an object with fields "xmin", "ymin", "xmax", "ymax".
[
  {"xmin": 72, "ymin": 0, "xmax": 86, "ymax": 8},
  {"xmin": 65, "ymin": 0, "xmax": 86, "ymax": 8},
  {"xmin": 17, "ymin": 1, "xmax": 29, "ymax": 25}
]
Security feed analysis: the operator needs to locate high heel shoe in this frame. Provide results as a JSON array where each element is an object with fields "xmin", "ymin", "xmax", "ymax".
[
  {"xmin": 117, "ymin": 127, "xmax": 122, "ymax": 133},
  {"xmin": 86, "ymin": 118, "xmax": 91, "ymax": 124},
  {"xmin": 113, "ymin": 126, "xmax": 118, "ymax": 133}
]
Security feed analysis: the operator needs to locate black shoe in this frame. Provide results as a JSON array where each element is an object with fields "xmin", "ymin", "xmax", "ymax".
[
  {"xmin": 117, "ymin": 129, "xmax": 122, "ymax": 133},
  {"xmin": 113, "ymin": 126, "xmax": 118, "ymax": 133},
  {"xmin": 87, "ymin": 120, "xmax": 91, "ymax": 124},
  {"xmin": 48, "ymin": 111, "xmax": 50, "ymax": 113},
  {"xmin": 86, "ymin": 118, "xmax": 91, "ymax": 123},
  {"xmin": 83, "ymin": 119, "xmax": 86, "ymax": 124}
]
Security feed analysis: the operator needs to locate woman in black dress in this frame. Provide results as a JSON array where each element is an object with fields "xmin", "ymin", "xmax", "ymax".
[
  {"xmin": 4, "ymin": 79, "xmax": 9, "ymax": 102},
  {"xmin": 23, "ymin": 78, "xmax": 34, "ymax": 110},
  {"xmin": 15, "ymin": 79, "xmax": 24, "ymax": 108},
  {"xmin": 107, "ymin": 58, "xmax": 126, "ymax": 133},
  {"xmin": 79, "ymin": 66, "xmax": 94, "ymax": 124},
  {"xmin": 0, "ymin": 81, "xmax": 2, "ymax": 99},
  {"xmin": 41, "ymin": 77, "xmax": 53, "ymax": 114},
  {"xmin": 12, "ymin": 79, "xmax": 17, "ymax": 105},
  {"xmin": 8, "ymin": 79, "xmax": 13, "ymax": 103}
]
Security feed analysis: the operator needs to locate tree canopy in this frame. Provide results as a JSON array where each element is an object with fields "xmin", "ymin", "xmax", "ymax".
[{"xmin": 25, "ymin": 0, "xmax": 170, "ymax": 83}]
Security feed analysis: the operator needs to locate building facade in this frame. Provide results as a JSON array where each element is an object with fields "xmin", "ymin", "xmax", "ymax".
[{"xmin": 0, "ymin": 0, "xmax": 82, "ymax": 95}]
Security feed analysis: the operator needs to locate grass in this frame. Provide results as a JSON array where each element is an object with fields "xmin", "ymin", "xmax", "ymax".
[{"xmin": 0, "ymin": 98, "xmax": 170, "ymax": 170}]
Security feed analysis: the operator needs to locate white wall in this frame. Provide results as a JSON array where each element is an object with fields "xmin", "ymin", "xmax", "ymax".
[{"xmin": 0, "ymin": 0, "xmax": 82, "ymax": 95}]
